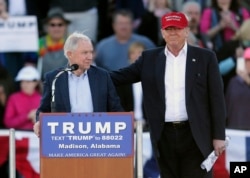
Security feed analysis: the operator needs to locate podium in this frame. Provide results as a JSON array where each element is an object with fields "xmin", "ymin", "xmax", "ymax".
[{"xmin": 40, "ymin": 112, "xmax": 134, "ymax": 178}]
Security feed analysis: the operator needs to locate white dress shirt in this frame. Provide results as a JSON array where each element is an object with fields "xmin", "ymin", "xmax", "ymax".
[
  {"xmin": 164, "ymin": 43, "xmax": 188, "ymax": 122},
  {"xmin": 68, "ymin": 71, "xmax": 93, "ymax": 113}
]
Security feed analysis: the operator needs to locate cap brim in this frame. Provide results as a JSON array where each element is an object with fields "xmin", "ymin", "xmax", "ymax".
[
  {"xmin": 162, "ymin": 24, "xmax": 187, "ymax": 29},
  {"xmin": 43, "ymin": 17, "xmax": 71, "ymax": 24}
]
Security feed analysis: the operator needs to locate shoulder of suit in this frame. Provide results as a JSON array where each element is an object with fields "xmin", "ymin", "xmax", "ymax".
[
  {"xmin": 143, "ymin": 46, "xmax": 165, "ymax": 54},
  {"xmin": 89, "ymin": 65, "xmax": 109, "ymax": 74},
  {"xmin": 44, "ymin": 67, "xmax": 64, "ymax": 79},
  {"xmin": 188, "ymin": 45, "xmax": 213, "ymax": 53},
  {"xmin": 188, "ymin": 45, "xmax": 215, "ymax": 55}
]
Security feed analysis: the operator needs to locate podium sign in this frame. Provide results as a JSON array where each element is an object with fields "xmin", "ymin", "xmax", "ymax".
[
  {"xmin": 41, "ymin": 113, "xmax": 133, "ymax": 158},
  {"xmin": 40, "ymin": 112, "xmax": 134, "ymax": 178}
]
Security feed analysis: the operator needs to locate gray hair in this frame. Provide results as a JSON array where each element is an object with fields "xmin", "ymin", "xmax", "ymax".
[
  {"xmin": 64, "ymin": 32, "xmax": 92, "ymax": 58},
  {"xmin": 182, "ymin": 1, "xmax": 201, "ymax": 13}
]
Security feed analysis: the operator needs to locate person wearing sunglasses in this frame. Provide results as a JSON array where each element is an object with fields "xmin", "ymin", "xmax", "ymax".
[{"xmin": 37, "ymin": 7, "xmax": 70, "ymax": 81}]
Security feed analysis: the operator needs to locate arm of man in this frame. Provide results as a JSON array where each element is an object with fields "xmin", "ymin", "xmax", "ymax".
[
  {"xmin": 34, "ymin": 72, "xmax": 53, "ymax": 137},
  {"xmin": 106, "ymin": 72, "xmax": 124, "ymax": 112},
  {"xmin": 35, "ymin": 72, "xmax": 53, "ymax": 121},
  {"xmin": 110, "ymin": 55, "xmax": 142, "ymax": 86},
  {"xmin": 207, "ymin": 50, "xmax": 227, "ymax": 155}
]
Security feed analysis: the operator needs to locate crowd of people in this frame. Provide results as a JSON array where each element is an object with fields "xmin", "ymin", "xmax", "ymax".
[{"xmin": 1, "ymin": 0, "xmax": 250, "ymax": 178}]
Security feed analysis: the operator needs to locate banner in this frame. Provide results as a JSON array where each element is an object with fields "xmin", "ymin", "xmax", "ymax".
[
  {"xmin": 0, "ymin": 129, "xmax": 39, "ymax": 178},
  {"xmin": 213, "ymin": 129, "xmax": 250, "ymax": 178},
  {"xmin": 1, "ymin": 129, "xmax": 250, "ymax": 178},
  {"xmin": 0, "ymin": 16, "xmax": 38, "ymax": 52},
  {"xmin": 142, "ymin": 129, "xmax": 250, "ymax": 178}
]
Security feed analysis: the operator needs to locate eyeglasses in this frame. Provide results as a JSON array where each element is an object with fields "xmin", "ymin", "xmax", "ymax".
[{"xmin": 48, "ymin": 23, "xmax": 65, "ymax": 27}]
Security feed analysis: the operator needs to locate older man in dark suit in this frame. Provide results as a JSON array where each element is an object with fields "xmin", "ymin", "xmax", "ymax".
[
  {"xmin": 110, "ymin": 12, "xmax": 226, "ymax": 178},
  {"xmin": 34, "ymin": 32, "xmax": 123, "ymax": 137}
]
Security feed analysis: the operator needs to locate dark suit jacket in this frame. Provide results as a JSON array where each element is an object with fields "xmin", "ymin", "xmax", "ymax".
[
  {"xmin": 111, "ymin": 45, "xmax": 226, "ymax": 159},
  {"xmin": 37, "ymin": 65, "xmax": 123, "ymax": 117}
]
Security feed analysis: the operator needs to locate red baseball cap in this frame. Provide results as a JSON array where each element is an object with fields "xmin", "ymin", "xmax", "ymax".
[{"xmin": 161, "ymin": 12, "xmax": 188, "ymax": 29}]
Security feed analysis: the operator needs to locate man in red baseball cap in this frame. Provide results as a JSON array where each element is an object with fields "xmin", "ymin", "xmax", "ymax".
[
  {"xmin": 160, "ymin": 12, "xmax": 189, "ymax": 57},
  {"xmin": 110, "ymin": 11, "xmax": 226, "ymax": 178}
]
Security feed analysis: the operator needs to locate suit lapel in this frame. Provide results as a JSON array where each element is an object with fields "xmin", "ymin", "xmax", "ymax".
[
  {"xmin": 185, "ymin": 45, "xmax": 198, "ymax": 102},
  {"xmin": 58, "ymin": 72, "xmax": 71, "ymax": 112},
  {"xmin": 87, "ymin": 67, "xmax": 97, "ymax": 112},
  {"xmin": 155, "ymin": 50, "xmax": 166, "ymax": 103}
]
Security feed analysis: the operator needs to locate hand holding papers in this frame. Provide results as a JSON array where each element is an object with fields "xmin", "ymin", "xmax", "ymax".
[{"xmin": 200, "ymin": 137, "xmax": 230, "ymax": 172}]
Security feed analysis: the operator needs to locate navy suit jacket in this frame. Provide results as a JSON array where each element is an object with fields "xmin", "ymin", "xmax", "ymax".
[
  {"xmin": 111, "ymin": 45, "xmax": 226, "ymax": 158},
  {"xmin": 37, "ymin": 65, "xmax": 123, "ymax": 118}
]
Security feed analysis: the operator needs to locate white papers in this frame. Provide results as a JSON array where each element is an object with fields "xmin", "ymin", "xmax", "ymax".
[{"xmin": 200, "ymin": 137, "xmax": 230, "ymax": 172}]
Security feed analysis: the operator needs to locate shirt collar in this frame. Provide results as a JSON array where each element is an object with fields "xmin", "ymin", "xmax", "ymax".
[
  {"xmin": 164, "ymin": 42, "xmax": 188, "ymax": 57},
  {"xmin": 68, "ymin": 70, "xmax": 87, "ymax": 79}
]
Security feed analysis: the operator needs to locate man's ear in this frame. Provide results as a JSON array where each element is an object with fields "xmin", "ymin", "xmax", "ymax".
[
  {"xmin": 185, "ymin": 27, "xmax": 190, "ymax": 38},
  {"xmin": 67, "ymin": 51, "xmax": 72, "ymax": 59},
  {"xmin": 161, "ymin": 29, "xmax": 165, "ymax": 38}
]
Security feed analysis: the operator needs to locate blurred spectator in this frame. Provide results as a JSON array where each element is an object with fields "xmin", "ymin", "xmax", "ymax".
[
  {"xmin": 200, "ymin": 0, "xmax": 250, "ymax": 52},
  {"xmin": 170, "ymin": 0, "xmax": 211, "ymax": 11},
  {"xmin": 115, "ymin": 0, "xmax": 146, "ymax": 29},
  {"xmin": 94, "ymin": 9, "xmax": 155, "ymax": 111},
  {"xmin": 37, "ymin": 7, "xmax": 69, "ymax": 80},
  {"xmin": 233, "ymin": 19, "xmax": 250, "ymax": 51},
  {"xmin": 215, "ymin": 19, "xmax": 250, "ymax": 91},
  {"xmin": 187, "ymin": 31, "xmax": 200, "ymax": 47},
  {"xmin": 0, "ymin": 64, "xmax": 14, "ymax": 128},
  {"xmin": 200, "ymin": 0, "xmax": 250, "ymax": 91},
  {"xmin": 97, "ymin": 0, "xmax": 146, "ymax": 41},
  {"xmin": 182, "ymin": 1, "xmax": 210, "ymax": 48},
  {"xmin": 225, "ymin": 47, "xmax": 250, "ymax": 130},
  {"xmin": 95, "ymin": 9, "xmax": 155, "ymax": 71},
  {"xmin": 137, "ymin": 0, "xmax": 172, "ymax": 46},
  {"xmin": 47, "ymin": 0, "xmax": 98, "ymax": 42},
  {"xmin": 2, "ymin": 52, "xmax": 37, "ymax": 83},
  {"xmin": 4, "ymin": 66, "xmax": 41, "ymax": 130},
  {"xmin": 239, "ymin": 0, "xmax": 250, "ymax": 12}
]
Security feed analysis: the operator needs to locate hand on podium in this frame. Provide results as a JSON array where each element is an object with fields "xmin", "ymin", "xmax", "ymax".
[{"xmin": 33, "ymin": 121, "xmax": 40, "ymax": 137}]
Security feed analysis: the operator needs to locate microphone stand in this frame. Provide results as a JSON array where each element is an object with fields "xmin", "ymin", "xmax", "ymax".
[{"xmin": 51, "ymin": 70, "xmax": 66, "ymax": 112}]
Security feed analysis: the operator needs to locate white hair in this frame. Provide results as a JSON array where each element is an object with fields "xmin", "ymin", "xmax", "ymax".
[
  {"xmin": 64, "ymin": 32, "xmax": 92, "ymax": 58},
  {"xmin": 182, "ymin": 1, "xmax": 201, "ymax": 14}
]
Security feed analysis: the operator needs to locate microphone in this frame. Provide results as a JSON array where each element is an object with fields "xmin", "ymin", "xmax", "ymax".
[{"xmin": 51, "ymin": 64, "xmax": 79, "ymax": 112}]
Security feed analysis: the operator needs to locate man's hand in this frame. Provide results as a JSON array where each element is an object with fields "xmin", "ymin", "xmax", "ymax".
[
  {"xmin": 213, "ymin": 139, "xmax": 226, "ymax": 156},
  {"xmin": 28, "ymin": 109, "xmax": 37, "ymax": 123},
  {"xmin": 33, "ymin": 121, "xmax": 40, "ymax": 137}
]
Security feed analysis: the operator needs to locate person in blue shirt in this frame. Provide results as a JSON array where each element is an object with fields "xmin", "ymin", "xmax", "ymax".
[{"xmin": 94, "ymin": 9, "xmax": 155, "ymax": 112}]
